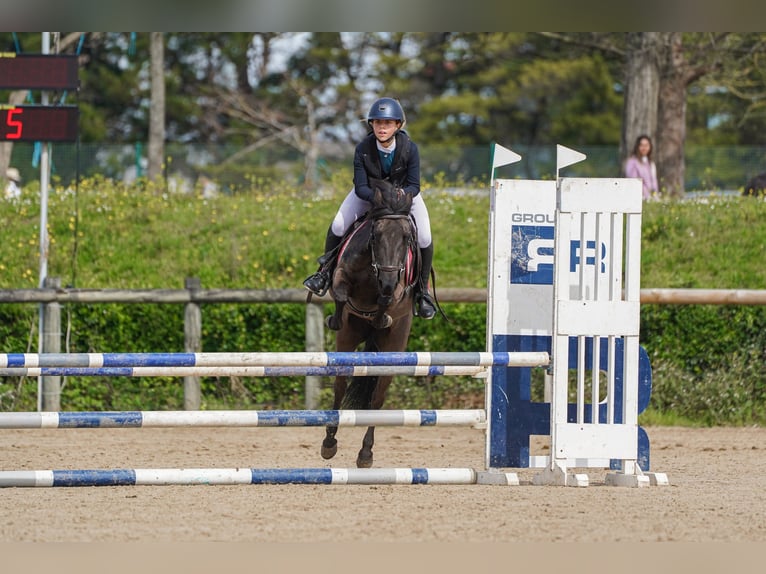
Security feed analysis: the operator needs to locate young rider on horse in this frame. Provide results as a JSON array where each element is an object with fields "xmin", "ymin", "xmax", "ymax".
[{"xmin": 303, "ymin": 97, "xmax": 436, "ymax": 319}]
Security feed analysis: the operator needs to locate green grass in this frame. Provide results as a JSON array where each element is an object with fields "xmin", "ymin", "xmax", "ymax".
[
  {"xmin": 638, "ymin": 408, "xmax": 705, "ymax": 427},
  {"xmin": 641, "ymin": 196, "xmax": 766, "ymax": 288},
  {"xmin": 2, "ymin": 174, "xmax": 765, "ymax": 291}
]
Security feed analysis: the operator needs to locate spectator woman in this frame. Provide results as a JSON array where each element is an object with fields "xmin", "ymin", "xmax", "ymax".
[{"xmin": 624, "ymin": 135, "xmax": 658, "ymax": 200}]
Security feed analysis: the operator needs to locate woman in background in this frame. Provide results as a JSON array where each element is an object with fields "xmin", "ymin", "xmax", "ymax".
[{"xmin": 624, "ymin": 134, "xmax": 658, "ymax": 200}]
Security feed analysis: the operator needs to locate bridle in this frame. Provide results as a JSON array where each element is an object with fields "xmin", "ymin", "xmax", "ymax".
[{"xmin": 369, "ymin": 214, "xmax": 413, "ymax": 287}]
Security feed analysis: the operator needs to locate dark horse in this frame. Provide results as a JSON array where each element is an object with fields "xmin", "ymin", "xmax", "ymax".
[
  {"xmin": 743, "ymin": 171, "xmax": 766, "ymax": 197},
  {"xmin": 321, "ymin": 178, "xmax": 418, "ymax": 468}
]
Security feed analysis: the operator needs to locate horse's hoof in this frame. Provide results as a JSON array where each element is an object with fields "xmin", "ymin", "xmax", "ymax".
[
  {"xmin": 356, "ymin": 452, "xmax": 373, "ymax": 468},
  {"xmin": 373, "ymin": 314, "xmax": 392, "ymax": 329},
  {"xmin": 321, "ymin": 439, "xmax": 338, "ymax": 460},
  {"xmin": 325, "ymin": 315, "xmax": 342, "ymax": 331}
]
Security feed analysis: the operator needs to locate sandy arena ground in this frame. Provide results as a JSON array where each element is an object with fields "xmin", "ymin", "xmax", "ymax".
[{"xmin": 1, "ymin": 425, "xmax": 764, "ymax": 543}]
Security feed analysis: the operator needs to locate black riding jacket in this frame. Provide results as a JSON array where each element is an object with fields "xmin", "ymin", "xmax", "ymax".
[{"xmin": 352, "ymin": 131, "xmax": 421, "ymax": 202}]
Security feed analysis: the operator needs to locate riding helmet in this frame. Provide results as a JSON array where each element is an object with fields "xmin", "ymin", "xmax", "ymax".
[{"xmin": 367, "ymin": 97, "xmax": 406, "ymax": 128}]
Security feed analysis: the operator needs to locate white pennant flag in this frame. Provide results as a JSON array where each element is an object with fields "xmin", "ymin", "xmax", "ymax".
[
  {"xmin": 492, "ymin": 143, "xmax": 522, "ymax": 169},
  {"xmin": 556, "ymin": 144, "xmax": 586, "ymax": 171}
]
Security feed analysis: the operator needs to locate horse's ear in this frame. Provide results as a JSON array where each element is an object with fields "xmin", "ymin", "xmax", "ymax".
[
  {"xmin": 370, "ymin": 178, "xmax": 385, "ymax": 207},
  {"xmin": 372, "ymin": 183, "xmax": 383, "ymax": 206}
]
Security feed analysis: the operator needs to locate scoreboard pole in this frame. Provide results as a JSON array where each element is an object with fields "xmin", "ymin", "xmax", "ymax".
[{"xmin": 38, "ymin": 32, "xmax": 55, "ymax": 411}]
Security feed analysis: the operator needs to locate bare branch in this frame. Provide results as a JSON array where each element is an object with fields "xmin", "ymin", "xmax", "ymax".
[{"xmin": 536, "ymin": 32, "xmax": 625, "ymax": 57}]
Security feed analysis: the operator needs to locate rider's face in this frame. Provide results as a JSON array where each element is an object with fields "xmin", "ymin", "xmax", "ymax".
[{"xmin": 371, "ymin": 119, "xmax": 401, "ymax": 146}]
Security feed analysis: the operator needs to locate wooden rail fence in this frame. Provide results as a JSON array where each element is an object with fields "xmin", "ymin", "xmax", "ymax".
[{"xmin": 2, "ymin": 277, "xmax": 765, "ymax": 411}]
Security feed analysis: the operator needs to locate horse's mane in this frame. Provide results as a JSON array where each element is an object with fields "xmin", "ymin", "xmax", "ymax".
[{"xmin": 368, "ymin": 179, "xmax": 412, "ymax": 218}]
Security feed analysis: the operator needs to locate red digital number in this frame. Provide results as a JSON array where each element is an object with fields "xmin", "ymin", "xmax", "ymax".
[{"xmin": 5, "ymin": 108, "xmax": 23, "ymax": 139}]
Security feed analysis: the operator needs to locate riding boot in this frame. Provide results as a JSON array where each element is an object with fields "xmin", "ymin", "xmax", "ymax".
[
  {"xmin": 416, "ymin": 243, "xmax": 436, "ymax": 319},
  {"xmin": 303, "ymin": 228, "xmax": 342, "ymax": 296}
]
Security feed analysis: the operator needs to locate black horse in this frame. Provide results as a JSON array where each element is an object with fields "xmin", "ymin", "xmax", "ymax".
[{"xmin": 321, "ymin": 179, "xmax": 419, "ymax": 468}]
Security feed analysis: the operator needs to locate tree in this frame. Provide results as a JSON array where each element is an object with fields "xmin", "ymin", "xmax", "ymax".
[
  {"xmin": 686, "ymin": 34, "xmax": 766, "ymax": 144},
  {"xmin": 654, "ymin": 34, "xmax": 722, "ymax": 197},
  {"xmin": 621, "ymin": 33, "xmax": 661, "ymax": 161},
  {"xmin": 368, "ymin": 33, "xmax": 624, "ymax": 178},
  {"xmin": 534, "ymin": 33, "xmax": 746, "ymax": 197},
  {"xmin": 651, "ymin": 33, "xmax": 766, "ymax": 197},
  {"xmin": 147, "ymin": 32, "xmax": 165, "ymax": 182},
  {"xmin": 200, "ymin": 32, "xmax": 373, "ymax": 188},
  {"xmin": 6, "ymin": 32, "xmax": 766, "ymax": 194}
]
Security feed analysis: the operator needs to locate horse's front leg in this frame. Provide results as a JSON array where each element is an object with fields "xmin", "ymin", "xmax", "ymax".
[
  {"xmin": 356, "ymin": 426, "xmax": 376, "ymax": 468},
  {"xmin": 355, "ymin": 376, "xmax": 393, "ymax": 468},
  {"xmin": 321, "ymin": 375, "xmax": 347, "ymax": 459},
  {"xmin": 326, "ymin": 300, "xmax": 346, "ymax": 331},
  {"xmin": 326, "ymin": 273, "xmax": 350, "ymax": 331},
  {"xmin": 371, "ymin": 294, "xmax": 393, "ymax": 329},
  {"xmin": 371, "ymin": 310, "xmax": 392, "ymax": 329}
]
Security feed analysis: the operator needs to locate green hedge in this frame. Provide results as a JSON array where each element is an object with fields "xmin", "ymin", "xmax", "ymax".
[
  {"xmin": 640, "ymin": 304, "xmax": 766, "ymax": 424},
  {"xmin": 2, "ymin": 300, "xmax": 763, "ymax": 425}
]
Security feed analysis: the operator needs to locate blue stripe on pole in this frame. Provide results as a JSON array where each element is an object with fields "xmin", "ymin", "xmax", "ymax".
[
  {"xmin": 411, "ymin": 468, "xmax": 430, "ymax": 484},
  {"xmin": 5, "ymin": 354, "xmax": 27, "ymax": 367},
  {"xmin": 326, "ymin": 352, "xmax": 418, "ymax": 366},
  {"xmin": 41, "ymin": 367, "xmax": 136, "ymax": 376},
  {"xmin": 52, "ymin": 469, "xmax": 136, "ymax": 486},
  {"xmin": 250, "ymin": 468, "xmax": 333, "ymax": 484},
  {"xmin": 420, "ymin": 410, "xmax": 437, "ymax": 425},
  {"xmin": 58, "ymin": 412, "xmax": 143, "ymax": 428},
  {"xmin": 101, "ymin": 353, "xmax": 197, "ymax": 367},
  {"xmin": 255, "ymin": 411, "xmax": 340, "ymax": 426}
]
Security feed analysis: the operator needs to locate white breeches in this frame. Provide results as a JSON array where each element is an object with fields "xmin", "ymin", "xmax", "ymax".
[{"xmin": 330, "ymin": 188, "xmax": 432, "ymax": 248}]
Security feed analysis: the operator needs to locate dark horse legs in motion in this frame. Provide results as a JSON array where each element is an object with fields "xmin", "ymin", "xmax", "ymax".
[
  {"xmin": 321, "ymin": 313, "xmax": 413, "ymax": 467},
  {"xmin": 319, "ymin": 179, "xmax": 416, "ymax": 468}
]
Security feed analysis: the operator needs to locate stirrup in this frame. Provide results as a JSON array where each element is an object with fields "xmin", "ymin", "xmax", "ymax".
[
  {"xmin": 416, "ymin": 292, "xmax": 436, "ymax": 319},
  {"xmin": 303, "ymin": 271, "xmax": 330, "ymax": 297}
]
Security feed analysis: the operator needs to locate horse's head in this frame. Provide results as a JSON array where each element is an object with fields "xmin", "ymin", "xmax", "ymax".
[{"xmin": 368, "ymin": 179, "xmax": 415, "ymax": 303}]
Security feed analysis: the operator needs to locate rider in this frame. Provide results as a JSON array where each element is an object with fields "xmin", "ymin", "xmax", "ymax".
[{"xmin": 303, "ymin": 97, "xmax": 436, "ymax": 319}]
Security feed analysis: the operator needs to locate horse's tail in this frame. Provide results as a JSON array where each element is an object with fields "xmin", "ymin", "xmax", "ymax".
[{"xmin": 340, "ymin": 376, "xmax": 377, "ymax": 409}]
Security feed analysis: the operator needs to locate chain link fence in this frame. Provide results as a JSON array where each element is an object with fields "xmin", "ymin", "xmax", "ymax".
[{"xmin": 8, "ymin": 142, "xmax": 766, "ymax": 194}]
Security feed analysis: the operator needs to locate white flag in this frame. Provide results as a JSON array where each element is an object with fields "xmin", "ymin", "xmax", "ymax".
[
  {"xmin": 556, "ymin": 144, "xmax": 586, "ymax": 171},
  {"xmin": 492, "ymin": 143, "xmax": 522, "ymax": 169}
]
